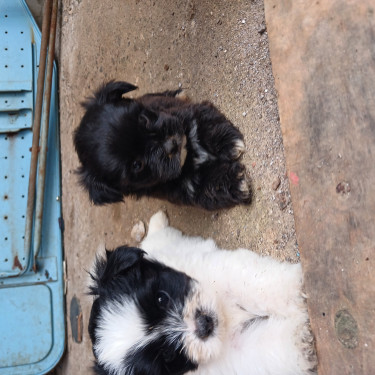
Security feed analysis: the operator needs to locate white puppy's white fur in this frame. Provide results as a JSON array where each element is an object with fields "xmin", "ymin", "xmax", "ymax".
[{"xmin": 140, "ymin": 211, "xmax": 316, "ymax": 375}]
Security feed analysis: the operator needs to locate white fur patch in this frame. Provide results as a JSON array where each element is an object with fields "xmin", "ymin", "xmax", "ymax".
[
  {"xmin": 94, "ymin": 298, "xmax": 146, "ymax": 374},
  {"xmin": 148, "ymin": 210, "xmax": 169, "ymax": 235},
  {"xmin": 189, "ymin": 121, "xmax": 215, "ymax": 166},
  {"xmin": 239, "ymin": 179, "xmax": 249, "ymax": 194},
  {"xmin": 181, "ymin": 284, "xmax": 224, "ymax": 364},
  {"xmin": 140, "ymin": 212, "xmax": 317, "ymax": 375},
  {"xmin": 184, "ymin": 179, "xmax": 195, "ymax": 197},
  {"xmin": 180, "ymin": 135, "xmax": 187, "ymax": 167}
]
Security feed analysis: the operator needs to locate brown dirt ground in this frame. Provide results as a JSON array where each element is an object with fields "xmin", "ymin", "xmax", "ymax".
[{"xmin": 55, "ymin": 0, "xmax": 298, "ymax": 373}]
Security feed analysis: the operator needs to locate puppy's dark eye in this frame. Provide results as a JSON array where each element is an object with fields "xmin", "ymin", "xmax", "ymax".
[
  {"xmin": 157, "ymin": 291, "xmax": 170, "ymax": 309},
  {"xmin": 132, "ymin": 160, "xmax": 144, "ymax": 172}
]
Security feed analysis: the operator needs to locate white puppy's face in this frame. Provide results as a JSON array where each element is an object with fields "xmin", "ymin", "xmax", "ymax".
[{"xmin": 88, "ymin": 247, "xmax": 225, "ymax": 375}]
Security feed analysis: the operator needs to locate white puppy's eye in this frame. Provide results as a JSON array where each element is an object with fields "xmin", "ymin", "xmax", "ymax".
[
  {"xmin": 157, "ymin": 291, "xmax": 170, "ymax": 308},
  {"xmin": 132, "ymin": 160, "xmax": 144, "ymax": 172}
]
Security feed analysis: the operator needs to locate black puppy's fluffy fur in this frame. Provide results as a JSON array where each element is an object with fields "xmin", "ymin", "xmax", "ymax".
[{"xmin": 74, "ymin": 81, "xmax": 251, "ymax": 210}]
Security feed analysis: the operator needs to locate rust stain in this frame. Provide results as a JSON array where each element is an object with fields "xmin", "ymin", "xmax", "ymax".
[
  {"xmin": 5, "ymin": 132, "xmax": 17, "ymax": 138},
  {"xmin": 29, "ymin": 146, "xmax": 41, "ymax": 152},
  {"xmin": 77, "ymin": 312, "xmax": 83, "ymax": 343},
  {"xmin": 12, "ymin": 256, "xmax": 23, "ymax": 271}
]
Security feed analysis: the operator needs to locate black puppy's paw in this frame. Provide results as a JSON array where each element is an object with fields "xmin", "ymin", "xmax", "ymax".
[
  {"xmin": 229, "ymin": 139, "xmax": 246, "ymax": 160},
  {"xmin": 224, "ymin": 162, "xmax": 251, "ymax": 204},
  {"xmin": 198, "ymin": 162, "xmax": 251, "ymax": 209}
]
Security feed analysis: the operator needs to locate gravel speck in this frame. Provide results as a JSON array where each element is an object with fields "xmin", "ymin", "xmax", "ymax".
[
  {"xmin": 272, "ymin": 177, "xmax": 281, "ymax": 190},
  {"xmin": 131, "ymin": 221, "xmax": 146, "ymax": 242}
]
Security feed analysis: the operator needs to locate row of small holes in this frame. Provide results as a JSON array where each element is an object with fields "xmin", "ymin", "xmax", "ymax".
[
  {"xmin": 4, "ymin": 236, "xmax": 25, "ymax": 241},
  {"xmin": 2, "ymin": 126, "xmax": 28, "ymax": 237},
  {"xmin": 4, "ymin": 136, "xmax": 25, "ymax": 140},
  {"xmin": 4, "ymin": 258, "xmax": 25, "ymax": 262},
  {"xmin": 4, "ymin": 48, "xmax": 25, "ymax": 51},
  {"xmin": 4, "ymin": 65, "xmax": 25, "ymax": 68},
  {"xmin": 3, "ymin": 215, "xmax": 25, "ymax": 219},
  {"xmin": 4, "ymin": 31, "xmax": 24, "ymax": 34}
]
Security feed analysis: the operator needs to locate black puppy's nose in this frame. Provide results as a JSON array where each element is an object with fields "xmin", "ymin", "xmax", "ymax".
[
  {"xmin": 195, "ymin": 312, "xmax": 215, "ymax": 339},
  {"xmin": 163, "ymin": 137, "xmax": 180, "ymax": 156}
]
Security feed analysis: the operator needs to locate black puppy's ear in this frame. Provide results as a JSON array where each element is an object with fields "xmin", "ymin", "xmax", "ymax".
[
  {"xmin": 93, "ymin": 81, "xmax": 138, "ymax": 106},
  {"xmin": 87, "ymin": 180, "xmax": 123, "ymax": 205},
  {"xmin": 105, "ymin": 246, "xmax": 146, "ymax": 270},
  {"xmin": 89, "ymin": 247, "xmax": 146, "ymax": 296},
  {"xmin": 77, "ymin": 167, "xmax": 123, "ymax": 205}
]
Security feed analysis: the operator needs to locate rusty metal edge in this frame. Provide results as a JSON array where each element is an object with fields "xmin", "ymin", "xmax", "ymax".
[
  {"xmin": 32, "ymin": 0, "xmax": 58, "ymax": 270},
  {"xmin": 23, "ymin": 0, "xmax": 52, "ymax": 273}
]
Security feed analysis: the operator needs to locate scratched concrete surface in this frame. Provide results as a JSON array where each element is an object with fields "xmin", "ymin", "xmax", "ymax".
[{"xmin": 51, "ymin": 0, "xmax": 298, "ymax": 373}]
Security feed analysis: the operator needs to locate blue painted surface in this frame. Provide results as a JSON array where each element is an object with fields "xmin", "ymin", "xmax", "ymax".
[
  {"xmin": 0, "ymin": 1, "xmax": 65, "ymax": 374},
  {"xmin": 0, "ymin": 130, "xmax": 32, "ymax": 277},
  {"xmin": 0, "ymin": 3, "xmax": 33, "ymax": 92},
  {"xmin": 0, "ymin": 285, "xmax": 53, "ymax": 367}
]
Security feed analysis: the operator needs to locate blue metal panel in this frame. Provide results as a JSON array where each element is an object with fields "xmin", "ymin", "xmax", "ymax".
[
  {"xmin": 0, "ymin": 285, "xmax": 53, "ymax": 367},
  {"xmin": 0, "ymin": 91, "xmax": 33, "ymax": 112},
  {"xmin": 0, "ymin": 130, "xmax": 31, "ymax": 277},
  {"xmin": 0, "ymin": 109, "xmax": 33, "ymax": 132},
  {"xmin": 0, "ymin": 1, "xmax": 65, "ymax": 374},
  {"xmin": 0, "ymin": 1, "xmax": 33, "ymax": 92}
]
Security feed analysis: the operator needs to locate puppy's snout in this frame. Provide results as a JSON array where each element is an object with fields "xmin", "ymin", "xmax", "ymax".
[
  {"xmin": 163, "ymin": 136, "xmax": 180, "ymax": 156},
  {"xmin": 195, "ymin": 311, "xmax": 215, "ymax": 340}
]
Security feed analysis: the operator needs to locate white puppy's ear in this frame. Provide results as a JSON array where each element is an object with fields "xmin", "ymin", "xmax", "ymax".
[{"xmin": 148, "ymin": 211, "xmax": 169, "ymax": 235}]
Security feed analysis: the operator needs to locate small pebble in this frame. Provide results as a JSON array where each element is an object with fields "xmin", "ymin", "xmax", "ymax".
[
  {"xmin": 276, "ymin": 192, "xmax": 288, "ymax": 210},
  {"xmin": 131, "ymin": 221, "xmax": 146, "ymax": 242},
  {"xmin": 211, "ymin": 212, "xmax": 219, "ymax": 221},
  {"xmin": 272, "ymin": 177, "xmax": 281, "ymax": 190}
]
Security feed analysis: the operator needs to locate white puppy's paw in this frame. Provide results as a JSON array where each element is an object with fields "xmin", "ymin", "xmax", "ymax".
[{"xmin": 148, "ymin": 211, "xmax": 169, "ymax": 235}]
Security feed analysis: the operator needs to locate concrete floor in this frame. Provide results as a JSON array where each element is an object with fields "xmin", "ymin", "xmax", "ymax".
[{"xmin": 55, "ymin": 0, "xmax": 297, "ymax": 373}]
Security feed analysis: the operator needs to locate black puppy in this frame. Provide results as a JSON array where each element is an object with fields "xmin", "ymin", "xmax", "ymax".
[{"xmin": 74, "ymin": 81, "xmax": 251, "ymax": 210}]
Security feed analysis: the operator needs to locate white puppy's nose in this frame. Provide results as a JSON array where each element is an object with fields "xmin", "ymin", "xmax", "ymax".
[{"xmin": 195, "ymin": 311, "xmax": 215, "ymax": 340}]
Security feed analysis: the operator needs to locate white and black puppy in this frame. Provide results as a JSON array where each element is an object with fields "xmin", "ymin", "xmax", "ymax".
[
  {"xmin": 88, "ymin": 211, "xmax": 317, "ymax": 375},
  {"xmin": 74, "ymin": 81, "xmax": 251, "ymax": 210}
]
